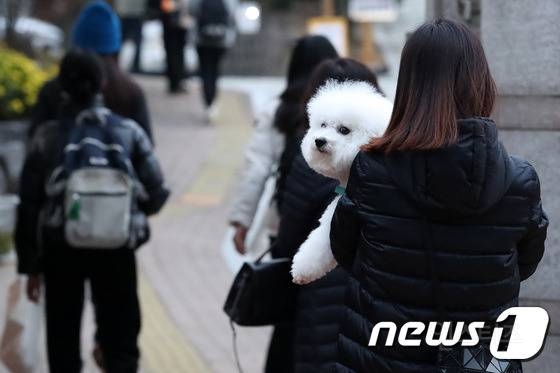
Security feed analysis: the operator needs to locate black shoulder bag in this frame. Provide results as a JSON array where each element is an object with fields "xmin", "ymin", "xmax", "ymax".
[
  {"xmin": 223, "ymin": 247, "xmax": 299, "ymax": 373},
  {"xmin": 223, "ymin": 246, "xmax": 298, "ymax": 326}
]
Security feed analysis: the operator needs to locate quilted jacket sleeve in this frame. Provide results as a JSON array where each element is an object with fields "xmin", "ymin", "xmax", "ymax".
[
  {"xmin": 131, "ymin": 124, "xmax": 170, "ymax": 216},
  {"xmin": 516, "ymin": 165, "xmax": 548, "ymax": 281},
  {"xmin": 330, "ymin": 154, "xmax": 363, "ymax": 272}
]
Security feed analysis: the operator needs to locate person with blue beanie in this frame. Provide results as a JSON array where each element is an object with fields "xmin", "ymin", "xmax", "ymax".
[
  {"xmin": 29, "ymin": 0, "xmax": 154, "ymax": 143},
  {"xmin": 72, "ymin": 0, "xmax": 122, "ymax": 55}
]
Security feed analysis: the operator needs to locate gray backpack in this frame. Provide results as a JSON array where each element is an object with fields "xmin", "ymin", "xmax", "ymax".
[
  {"xmin": 46, "ymin": 110, "xmax": 137, "ymax": 249},
  {"xmin": 63, "ymin": 167, "xmax": 133, "ymax": 249}
]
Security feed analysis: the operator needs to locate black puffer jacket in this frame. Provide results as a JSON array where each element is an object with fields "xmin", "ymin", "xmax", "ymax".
[
  {"xmin": 275, "ymin": 144, "xmax": 349, "ymax": 373},
  {"xmin": 330, "ymin": 118, "xmax": 548, "ymax": 373},
  {"xmin": 275, "ymin": 142, "xmax": 337, "ymax": 258},
  {"xmin": 16, "ymin": 104, "xmax": 169, "ymax": 274}
]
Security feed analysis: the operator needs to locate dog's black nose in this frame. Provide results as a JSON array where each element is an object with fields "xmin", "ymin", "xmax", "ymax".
[{"xmin": 315, "ymin": 138, "xmax": 327, "ymax": 149}]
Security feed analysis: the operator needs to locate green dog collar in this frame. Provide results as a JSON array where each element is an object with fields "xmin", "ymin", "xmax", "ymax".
[{"xmin": 335, "ymin": 185, "xmax": 346, "ymax": 196}]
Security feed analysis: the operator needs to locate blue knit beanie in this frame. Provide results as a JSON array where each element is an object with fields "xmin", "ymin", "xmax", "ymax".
[{"xmin": 72, "ymin": 1, "xmax": 121, "ymax": 55}]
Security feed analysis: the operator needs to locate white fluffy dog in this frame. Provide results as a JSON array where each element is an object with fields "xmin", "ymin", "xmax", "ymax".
[{"xmin": 291, "ymin": 79, "xmax": 393, "ymax": 284}]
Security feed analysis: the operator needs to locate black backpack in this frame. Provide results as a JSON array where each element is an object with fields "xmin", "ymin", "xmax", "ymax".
[{"xmin": 197, "ymin": 0, "xmax": 231, "ymax": 46}]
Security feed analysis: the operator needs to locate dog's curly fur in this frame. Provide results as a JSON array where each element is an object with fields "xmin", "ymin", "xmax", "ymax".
[{"xmin": 291, "ymin": 80, "xmax": 393, "ymax": 284}]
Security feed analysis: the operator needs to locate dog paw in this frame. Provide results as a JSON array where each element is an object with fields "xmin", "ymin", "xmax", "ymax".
[
  {"xmin": 291, "ymin": 253, "xmax": 321, "ymax": 285},
  {"xmin": 292, "ymin": 273, "xmax": 314, "ymax": 285}
]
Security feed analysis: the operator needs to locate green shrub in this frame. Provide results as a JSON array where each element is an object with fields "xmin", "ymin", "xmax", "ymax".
[{"xmin": 0, "ymin": 46, "xmax": 57, "ymax": 120}]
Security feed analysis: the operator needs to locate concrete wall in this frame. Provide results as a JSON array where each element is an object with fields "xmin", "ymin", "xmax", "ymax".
[{"xmin": 482, "ymin": 0, "xmax": 560, "ymax": 130}]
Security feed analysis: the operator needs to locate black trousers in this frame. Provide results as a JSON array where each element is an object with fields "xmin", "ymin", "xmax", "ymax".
[
  {"xmin": 196, "ymin": 46, "xmax": 226, "ymax": 107},
  {"xmin": 44, "ymin": 249, "xmax": 141, "ymax": 373},
  {"xmin": 162, "ymin": 15, "xmax": 187, "ymax": 91},
  {"xmin": 121, "ymin": 16, "xmax": 143, "ymax": 72}
]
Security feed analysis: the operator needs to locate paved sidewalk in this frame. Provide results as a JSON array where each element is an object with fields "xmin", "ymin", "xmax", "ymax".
[{"xmin": 137, "ymin": 77, "xmax": 272, "ymax": 373}]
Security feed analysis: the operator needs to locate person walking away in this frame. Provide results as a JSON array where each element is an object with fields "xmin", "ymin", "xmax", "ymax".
[
  {"xmin": 116, "ymin": 0, "xmax": 148, "ymax": 73},
  {"xmin": 190, "ymin": 0, "xmax": 236, "ymax": 120},
  {"xmin": 274, "ymin": 58, "xmax": 385, "ymax": 373},
  {"xmin": 15, "ymin": 49, "xmax": 170, "ymax": 373},
  {"xmin": 160, "ymin": 0, "xmax": 191, "ymax": 93},
  {"xmin": 29, "ymin": 0, "xmax": 154, "ymax": 143},
  {"xmin": 229, "ymin": 35, "xmax": 338, "ymax": 255},
  {"xmin": 330, "ymin": 19, "xmax": 548, "ymax": 373}
]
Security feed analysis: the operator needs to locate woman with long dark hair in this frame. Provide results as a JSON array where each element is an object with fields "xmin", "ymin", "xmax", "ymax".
[
  {"xmin": 228, "ymin": 35, "xmax": 338, "ymax": 254},
  {"xmin": 29, "ymin": 1, "xmax": 153, "ymax": 142},
  {"xmin": 273, "ymin": 58, "xmax": 384, "ymax": 373},
  {"xmin": 330, "ymin": 19, "xmax": 548, "ymax": 372}
]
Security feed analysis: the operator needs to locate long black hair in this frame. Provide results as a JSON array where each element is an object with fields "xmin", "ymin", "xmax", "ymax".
[
  {"xmin": 58, "ymin": 49, "xmax": 103, "ymax": 108},
  {"xmin": 365, "ymin": 19, "xmax": 496, "ymax": 154},
  {"xmin": 100, "ymin": 54, "xmax": 145, "ymax": 122},
  {"xmin": 273, "ymin": 35, "xmax": 338, "ymax": 135}
]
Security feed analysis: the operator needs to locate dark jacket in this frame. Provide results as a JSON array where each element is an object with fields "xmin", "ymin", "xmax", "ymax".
[
  {"xmin": 275, "ymin": 143, "xmax": 349, "ymax": 373},
  {"xmin": 16, "ymin": 104, "xmax": 169, "ymax": 274},
  {"xmin": 330, "ymin": 118, "xmax": 548, "ymax": 373},
  {"xmin": 29, "ymin": 79, "xmax": 153, "ymax": 143}
]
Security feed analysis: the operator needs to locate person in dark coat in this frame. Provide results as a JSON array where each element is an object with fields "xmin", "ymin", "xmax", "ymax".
[
  {"xmin": 330, "ymin": 19, "xmax": 548, "ymax": 373},
  {"xmin": 160, "ymin": 0, "xmax": 189, "ymax": 94},
  {"xmin": 190, "ymin": 0, "xmax": 237, "ymax": 118},
  {"xmin": 270, "ymin": 147, "xmax": 338, "ymax": 373},
  {"xmin": 16, "ymin": 49, "xmax": 169, "ymax": 373},
  {"xmin": 274, "ymin": 58, "xmax": 385, "ymax": 373},
  {"xmin": 29, "ymin": 1, "xmax": 154, "ymax": 143},
  {"xmin": 249, "ymin": 35, "xmax": 338, "ymax": 373}
]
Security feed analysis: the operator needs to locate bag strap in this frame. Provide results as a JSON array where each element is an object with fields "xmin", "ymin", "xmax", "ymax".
[
  {"xmin": 229, "ymin": 319, "xmax": 245, "ymax": 373},
  {"xmin": 227, "ymin": 243, "xmax": 278, "ymax": 373},
  {"xmin": 255, "ymin": 247, "xmax": 271, "ymax": 263}
]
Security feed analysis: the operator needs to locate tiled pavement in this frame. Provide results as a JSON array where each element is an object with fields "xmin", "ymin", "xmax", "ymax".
[{"xmin": 137, "ymin": 77, "xmax": 271, "ymax": 373}]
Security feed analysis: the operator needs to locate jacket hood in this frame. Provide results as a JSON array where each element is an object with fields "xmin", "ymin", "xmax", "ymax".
[{"xmin": 385, "ymin": 118, "xmax": 514, "ymax": 217}]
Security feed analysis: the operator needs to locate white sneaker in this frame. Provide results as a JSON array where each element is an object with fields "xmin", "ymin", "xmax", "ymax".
[{"xmin": 207, "ymin": 103, "xmax": 220, "ymax": 123}]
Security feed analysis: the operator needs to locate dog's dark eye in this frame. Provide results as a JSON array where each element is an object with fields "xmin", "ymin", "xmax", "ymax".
[
  {"xmin": 321, "ymin": 123, "xmax": 327, "ymax": 128},
  {"xmin": 338, "ymin": 126, "xmax": 351, "ymax": 135}
]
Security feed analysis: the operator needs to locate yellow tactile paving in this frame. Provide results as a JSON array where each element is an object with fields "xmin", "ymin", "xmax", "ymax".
[
  {"xmin": 138, "ymin": 90, "xmax": 254, "ymax": 373},
  {"xmin": 139, "ymin": 274, "xmax": 212, "ymax": 373},
  {"xmin": 181, "ymin": 92, "xmax": 253, "ymax": 205}
]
